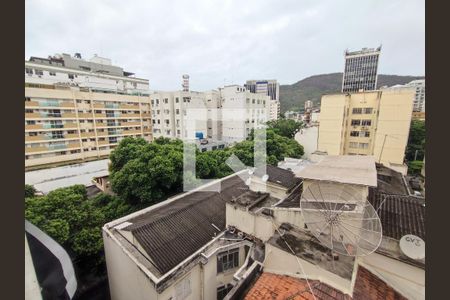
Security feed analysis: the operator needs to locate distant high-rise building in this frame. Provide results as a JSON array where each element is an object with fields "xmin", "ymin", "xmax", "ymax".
[
  {"xmin": 406, "ymin": 80, "xmax": 425, "ymax": 112},
  {"xmin": 182, "ymin": 74, "xmax": 190, "ymax": 92},
  {"xmin": 304, "ymin": 100, "xmax": 313, "ymax": 111},
  {"xmin": 244, "ymin": 80, "xmax": 279, "ymax": 101},
  {"xmin": 245, "ymin": 80, "xmax": 280, "ymax": 120},
  {"xmin": 342, "ymin": 46, "xmax": 381, "ymax": 93}
]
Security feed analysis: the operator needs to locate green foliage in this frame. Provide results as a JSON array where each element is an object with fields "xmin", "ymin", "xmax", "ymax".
[
  {"xmin": 25, "ymin": 185, "xmax": 133, "ymax": 262},
  {"xmin": 408, "ymin": 160, "xmax": 424, "ymax": 176},
  {"xmin": 405, "ymin": 120, "xmax": 425, "ymax": 161},
  {"xmin": 266, "ymin": 119, "xmax": 303, "ymax": 139},
  {"xmin": 25, "ymin": 184, "xmax": 37, "ymax": 198},
  {"xmin": 109, "ymin": 133, "xmax": 305, "ymax": 205}
]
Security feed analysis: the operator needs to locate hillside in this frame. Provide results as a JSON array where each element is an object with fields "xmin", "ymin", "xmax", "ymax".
[{"xmin": 279, "ymin": 73, "xmax": 424, "ymax": 113}]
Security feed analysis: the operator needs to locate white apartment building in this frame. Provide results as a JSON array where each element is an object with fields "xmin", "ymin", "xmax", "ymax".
[
  {"xmin": 26, "ymin": 53, "xmax": 150, "ymax": 94},
  {"xmin": 151, "ymin": 85, "xmax": 270, "ymax": 144},
  {"xmin": 151, "ymin": 90, "xmax": 222, "ymax": 140},
  {"xmin": 219, "ymin": 85, "xmax": 270, "ymax": 143}
]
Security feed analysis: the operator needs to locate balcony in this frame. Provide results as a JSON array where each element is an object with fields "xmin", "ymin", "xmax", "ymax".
[
  {"xmin": 95, "ymin": 113, "xmax": 107, "ymax": 118},
  {"xmin": 123, "ymin": 129, "xmax": 142, "ymax": 135},
  {"xmin": 80, "ymin": 132, "xmax": 96, "ymax": 138},
  {"xmin": 123, "ymin": 121, "xmax": 141, "ymax": 126},
  {"xmin": 25, "ymin": 101, "xmax": 39, "ymax": 107},
  {"xmin": 64, "ymin": 122, "xmax": 78, "ymax": 129},
  {"xmin": 120, "ymin": 113, "xmax": 140, "ymax": 118},
  {"xmin": 93, "ymin": 103, "xmax": 105, "ymax": 109},
  {"xmin": 78, "ymin": 113, "xmax": 93, "ymax": 118},
  {"xmin": 25, "ymin": 124, "xmax": 43, "ymax": 130},
  {"xmin": 120, "ymin": 104, "xmax": 139, "ymax": 110},
  {"xmin": 25, "ymin": 146, "xmax": 48, "ymax": 153},
  {"xmin": 25, "ymin": 113, "xmax": 41, "ymax": 118}
]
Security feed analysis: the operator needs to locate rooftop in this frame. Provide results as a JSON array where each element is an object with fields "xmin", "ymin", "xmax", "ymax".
[
  {"xmin": 112, "ymin": 174, "xmax": 250, "ymax": 276},
  {"xmin": 375, "ymin": 163, "xmax": 409, "ymax": 195},
  {"xmin": 268, "ymin": 227, "xmax": 355, "ymax": 280},
  {"xmin": 244, "ymin": 272, "xmax": 351, "ymax": 300},
  {"xmin": 368, "ymin": 189, "xmax": 425, "ymax": 241},
  {"xmin": 254, "ymin": 165, "xmax": 302, "ymax": 190},
  {"xmin": 296, "ymin": 155, "xmax": 377, "ymax": 187}
]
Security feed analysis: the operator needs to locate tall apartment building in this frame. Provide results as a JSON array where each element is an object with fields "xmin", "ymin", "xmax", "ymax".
[
  {"xmin": 25, "ymin": 53, "xmax": 152, "ymax": 169},
  {"xmin": 396, "ymin": 79, "xmax": 425, "ymax": 112},
  {"xmin": 304, "ymin": 100, "xmax": 313, "ymax": 110},
  {"xmin": 151, "ymin": 85, "xmax": 270, "ymax": 144},
  {"xmin": 245, "ymin": 80, "xmax": 280, "ymax": 120},
  {"xmin": 342, "ymin": 47, "xmax": 381, "ymax": 93},
  {"xmin": 317, "ymin": 88, "xmax": 414, "ymax": 174}
]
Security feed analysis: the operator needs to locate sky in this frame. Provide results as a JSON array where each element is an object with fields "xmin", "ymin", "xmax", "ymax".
[{"xmin": 26, "ymin": 0, "xmax": 425, "ymax": 91}]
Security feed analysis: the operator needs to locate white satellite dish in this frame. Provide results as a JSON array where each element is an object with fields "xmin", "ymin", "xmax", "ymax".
[
  {"xmin": 300, "ymin": 182, "xmax": 382, "ymax": 257},
  {"xmin": 248, "ymin": 168, "xmax": 255, "ymax": 175},
  {"xmin": 399, "ymin": 235, "xmax": 425, "ymax": 260},
  {"xmin": 245, "ymin": 178, "xmax": 252, "ymax": 186},
  {"xmin": 262, "ymin": 174, "xmax": 269, "ymax": 182}
]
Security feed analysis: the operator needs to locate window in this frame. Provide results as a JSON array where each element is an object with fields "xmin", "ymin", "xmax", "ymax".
[
  {"xmin": 351, "ymin": 119, "xmax": 361, "ymax": 126},
  {"xmin": 361, "ymin": 131, "xmax": 370, "ymax": 137},
  {"xmin": 34, "ymin": 69, "xmax": 43, "ymax": 76},
  {"xmin": 217, "ymin": 284, "xmax": 233, "ymax": 300},
  {"xmin": 175, "ymin": 97, "xmax": 179, "ymax": 103},
  {"xmin": 217, "ymin": 248, "xmax": 239, "ymax": 273},
  {"xmin": 363, "ymin": 108, "xmax": 373, "ymax": 114},
  {"xmin": 68, "ymin": 74, "xmax": 75, "ymax": 79},
  {"xmin": 350, "ymin": 131, "xmax": 359, "ymax": 137},
  {"xmin": 49, "ymin": 71, "xmax": 56, "ymax": 76},
  {"xmin": 349, "ymin": 142, "xmax": 358, "ymax": 148},
  {"xmin": 361, "ymin": 119, "xmax": 371, "ymax": 126},
  {"xmin": 25, "ymin": 68, "xmax": 33, "ymax": 75},
  {"xmin": 352, "ymin": 108, "xmax": 363, "ymax": 114},
  {"xmin": 359, "ymin": 143, "xmax": 369, "ymax": 149},
  {"xmin": 176, "ymin": 109, "xmax": 180, "ymax": 115}
]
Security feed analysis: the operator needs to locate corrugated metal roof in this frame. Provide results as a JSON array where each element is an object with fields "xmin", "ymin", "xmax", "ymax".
[
  {"xmin": 254, "ymin": 165, "xmax": 302, "ymax": 190},
  {"xmin": 123, "ymin": 175, "xmax": 249, "ymax": 275},
  {"xmin": 368, "ymin": 188, "xmax": 425, "ymax": 241}
]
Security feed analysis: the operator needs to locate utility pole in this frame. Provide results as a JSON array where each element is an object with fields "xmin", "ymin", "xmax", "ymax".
[{"xmin": 414, "ymin": 149, "xmax": 418, "ymax": 161}]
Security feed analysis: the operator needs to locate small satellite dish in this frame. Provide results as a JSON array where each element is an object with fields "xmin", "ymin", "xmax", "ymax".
[
  {"xmin": 248, "ymin": 168, "xmax": 254, "ymax": 175},
  {"xmin": 399, "ymin": 235, "xmax": 425, "ymax": 260},
  {"xmin": 300, "ymin": 182, "xmax": 382, "ymax": 257},
  {"xmin": 245, "ymin": 178, "xmax": 251, "ymax": 186},
  {"xmin": 262, "ymin": 174, "xmax": 269, "ymax": 182}
]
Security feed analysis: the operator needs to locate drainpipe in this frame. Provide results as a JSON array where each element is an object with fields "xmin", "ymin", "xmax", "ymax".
[{"xmin": 200, "ymin": 263, "xmax": 204, "ymax": 300}]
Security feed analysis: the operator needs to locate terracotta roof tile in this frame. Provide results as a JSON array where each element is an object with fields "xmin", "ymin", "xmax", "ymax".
[
  {"xmin": 352, "ymin": 266, "xmax": 407, "ymax": 300},
  {"xmin": 244, "ymin": 273, "xmax": 351, "ymax": 300}
]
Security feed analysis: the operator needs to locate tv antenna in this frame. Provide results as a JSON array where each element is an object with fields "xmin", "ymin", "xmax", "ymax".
[{"xmin": 300, "ymin": 182, "xmax": 382, "ymax": 256}]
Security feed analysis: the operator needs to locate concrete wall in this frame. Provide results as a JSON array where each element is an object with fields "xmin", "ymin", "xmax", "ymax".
[
  {"xmin": 249, "ymin": 178, "xmax": 289, "ymax": 200},
  {"xmin": 359, "ymin": 253, "xmax": 425, "ymax": 300},
  {"xmin": 103, "ymin": 230, "xmax": 158, "ymax": 300},
  {"xmin": 317, "ymin": 95, "xmax": 346, "ymax": 155},
  {"xmin": 226, "ymin": 204, "xmax": 275, "ymax": 242},
  {"xmin": 373, "ymin": 89, "xmax": 414, "ymax": 165}
]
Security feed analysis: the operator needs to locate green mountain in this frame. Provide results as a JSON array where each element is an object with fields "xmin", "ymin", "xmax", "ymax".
[{"xmin": 279, "ymin": 73, "xmax": 424, "ymax": 113}]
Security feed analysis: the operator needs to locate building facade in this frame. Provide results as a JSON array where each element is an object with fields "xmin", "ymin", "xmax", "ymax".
[
  {"xmin": 317, "ymin": 89, "xmax": 414, "ymax": 172},
  {"xmin": 342, "ymin": 47, "xmax": 381, "ymax": 93},
  {"xmin": 25, "ymin": 54, "xmax": 152, "ymax": 169},
  {"xmin": 151, "ymin": 86, "xmax": 270, "ymax": 144},
  {"xmin": 220, "ymin": 85, "xmax": 270, "ymax": 143},
  {"xmin": 245, "ymin": 80, "xmax": 280, "ymax": 120}
]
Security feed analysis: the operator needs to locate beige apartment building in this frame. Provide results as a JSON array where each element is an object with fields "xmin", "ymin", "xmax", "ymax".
[
  {"xmin": 317, "ymin": 88, "xmax": 414, "ymax": 173},
  {"xmin": 25, "ymin": 85, "xmax": 152, "ymax": 169}
]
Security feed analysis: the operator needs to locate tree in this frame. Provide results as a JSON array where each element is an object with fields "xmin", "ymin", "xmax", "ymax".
[
  {"xmin": 405, "ymin": 120, "xmax": 425, "ymax": 161},
  {"xmin": 266, "ymin": 119, "xmax": 303, "ymax": 139},
  {"xmin": 25, "ymin": 184, "xmax": 36, "ymax": 198},
  {"xmin": 408, "ymin": 160, "xmax": 424, "ymax": 176}
]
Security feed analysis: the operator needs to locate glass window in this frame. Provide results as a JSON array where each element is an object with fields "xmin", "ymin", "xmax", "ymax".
[
  {"xmin": 351, "ymin": 119, "xmax": 361, "ymax": 126},
  {"xmin": 352, "ymin": 108, "xmax": 363, "ymax": 114},
  {"xmin": 361, "ymin": 119, "xmax": 371, "ymax": 126},
  {"xmin": 217, "ymin": 248, "xmax": 239, "ymax": 273}
]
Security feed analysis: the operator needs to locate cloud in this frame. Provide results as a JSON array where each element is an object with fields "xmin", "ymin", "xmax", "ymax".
[{"xmin": 26, "ymin": 0, "xmax": 424, "ymax": 91}]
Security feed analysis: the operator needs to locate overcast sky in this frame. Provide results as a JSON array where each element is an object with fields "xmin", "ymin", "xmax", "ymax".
[{"xmin": 26, "ymin": 0, "xmax": 424, "ymax": 91}]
